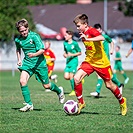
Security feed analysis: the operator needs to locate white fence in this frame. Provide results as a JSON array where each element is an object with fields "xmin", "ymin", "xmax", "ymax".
[{"xmin": 0, "ymin": 41, "xmax": 133, "ymax": 76}]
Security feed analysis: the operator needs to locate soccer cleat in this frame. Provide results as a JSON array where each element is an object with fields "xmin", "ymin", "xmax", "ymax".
[
  {"xmin": 51, "ymin": 74, "xmax": 58, "ymax": 83},
  {"xmin": 120, "ymin": 97, "xmax": 127, "ymax": 116},
  {"xmin": 90, "ymin": 92, "xmax": 99, "ymax": 98},
  {"xmin": 69, "ymin": 91, "xmax": 75, "ymax": 96},
  {"xmin": 124, "ymin": 77, "xmax": 129, "ymax": 84},
  {"xmin": 119, "ymin": 83, "xmax": 124, "ymax": 94},
  {"xmin": 19, "ymin": 103, "xmax": 33, "ymax": 112},
  {"xmin": 77, "ymin": 101, "xmax": 86, "ymax": 114},
  {"xmin": 58, "ymin": 87, "xmax": 65, "ymax": 103}
]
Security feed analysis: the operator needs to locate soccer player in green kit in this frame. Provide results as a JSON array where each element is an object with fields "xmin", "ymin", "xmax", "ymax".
[
  {"xmin": 63, "ymin": 30, "xmax": 81, "ymax": 96},
  {"xmin": 114, "ymin": 45, "xmax": 129, "ymax": 84},
  {"xmin": 15, "ymin": 19, "xmax": 65, "ymax": 112},
  {"xmin": 90, "ymin": 23, "xmax": 124, "ymax": 97}
]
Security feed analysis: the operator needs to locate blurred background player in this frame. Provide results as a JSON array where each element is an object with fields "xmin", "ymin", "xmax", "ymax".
[
  {"xmin": 63, "ymin": 30, "xmax": 81, "ymax": 96},
  {"xmin": 44, "ymin": 40, "xmax": 58, "ymax": 83},
  {"xmin": 125, "ymin": 40, "xmax": 133, "ymax": 58},
  {"xmin": 113, "ymin": 45, "xmax": 129, "ymax": 84},
  {"xmin": 90, "ymin": 23, "xmax": 124, "ymax": 97}
]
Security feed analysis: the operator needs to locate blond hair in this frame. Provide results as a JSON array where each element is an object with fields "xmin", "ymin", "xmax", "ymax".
[
  {"xmin": 15, "ymin": 19, "xmax": 28, "ymax": 31},
  {"xmin": 73, "ymin": 14, "xmax": 88, "ymax": 24}
]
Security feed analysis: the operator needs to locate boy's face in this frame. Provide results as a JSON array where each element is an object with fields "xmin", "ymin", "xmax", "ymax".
[
  {"xmin": 18, "ymin": 26, "xmax": 29, "ymax": 37},
  {"xmin": 45, "ymin": 42, "xmax": 50, "ymax": 49},
  {"xmin": 96, "ymin": 28, "xmax": 102, "ymax": 34},
  {"xmin": 75, "ymin": 22, "xmax": 87, "ymax": 33},
  {"xmin": 64, "ymin": 33, "xmax": 72, "ymax": 41}
]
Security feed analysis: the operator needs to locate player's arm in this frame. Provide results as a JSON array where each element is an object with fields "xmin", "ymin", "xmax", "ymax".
[
  {"xmin": 28, "ymin": 49, "xmax": 44, "ymax": 58},
  {"xmin": 109, "ymin": 41, "xmax": 114, "ymax": 55},
  {"xmin": 63, "ymin": 52, "xmax": 68, "ymax": 58},
  {"xmin": 67, "ymin": 52, "xmax": 81, "ymax": 57},
  {"xmin": 126, "ymin": 48, "xmax": 133, "ymax": 58},
  {"xmin": 80, "ymin": 31, "xmax": 105, "ymax": 42},
  {"xmin": 16, "ymin": 48, "xmax": 22, "ymax": 66}
]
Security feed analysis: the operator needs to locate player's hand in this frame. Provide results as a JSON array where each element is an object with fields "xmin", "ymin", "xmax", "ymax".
[
  {"xmin": 79, "ymin": 32, "xmax": 86, "ymax": 40},
  {"xmin": 110, "ymin": 51, "xmax": 113, "ymax": 55},
  {"xmin": 17, "ymin": 60, "xmax": 22, "ymax": 66},
  {"xmin": 67, "ymin": 52, "xmax": 73, "ymax": 57},
  {"xmin": 28, "ymin": 53, "xmax": 35, "ymax": 58}
]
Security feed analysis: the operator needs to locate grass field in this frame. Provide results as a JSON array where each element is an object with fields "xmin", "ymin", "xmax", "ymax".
[{"xmin": 0, "ymin": 70, "xmax": 133, "ymax": 133}]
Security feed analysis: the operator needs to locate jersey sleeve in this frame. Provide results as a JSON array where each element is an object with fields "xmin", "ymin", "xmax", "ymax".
[
  {"xmin": 49, "ymin": 49, "xmax": 56, "ymax": 59},
  {"xmin": 89, "ymin": 27, "xmax": 101, "ymax": 37},
  {"xmin": 14, "ymin": 37, "xmax": 21, "ymax": 50},
  {"xmin": 32, "ymin": 33, "xmax": 44, "ymax": 51},
  {"xmin": 103, "ymin": 34, "xmax": 112, "ymax": 43},
  {"xmin": 63, "ymin": 42, "xmax": 67, "ymax": 53},
  {"xmin": 74, "ymin": 41, "xmax": 81, "ymax": 52}
]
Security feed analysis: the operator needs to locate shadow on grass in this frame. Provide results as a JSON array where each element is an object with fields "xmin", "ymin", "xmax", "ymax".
[
  {"xmin": 86, "ymin": 95, "xmax": 107, "ymax": 98},
  {"xmin": 11, "ymin": 108, "xmax": 42, "ymax": 111}
]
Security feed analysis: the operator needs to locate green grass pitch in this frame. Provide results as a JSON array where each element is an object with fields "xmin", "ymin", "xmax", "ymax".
[{"xmin": 0, "ymin": 70, "xmax": 133, "ymax": 133}]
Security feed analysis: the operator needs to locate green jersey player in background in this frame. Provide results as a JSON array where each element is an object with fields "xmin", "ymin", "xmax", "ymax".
[
  {"xmin": 90, "ymin": 23, "xmax": 124, "ymax": 97},
  {"xmin": 113, "ymin": 45, "xmax": 129, "ymax": 84},
  {"xmin": 15, "ymin": 19, "xmax": 65, "ymax": 112},
  {"xmin": 63, "ymin": 30, "xmax": 81, "ymax": 96}
]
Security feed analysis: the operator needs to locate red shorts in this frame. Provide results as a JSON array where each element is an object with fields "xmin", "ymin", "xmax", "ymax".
[
  {"xmin": 79, "ymin": 62, "xmax": 112, "ymax": 81},
  {"xmin": 47, "ymin": 65, "xmax": 54, "ymax": 77}
]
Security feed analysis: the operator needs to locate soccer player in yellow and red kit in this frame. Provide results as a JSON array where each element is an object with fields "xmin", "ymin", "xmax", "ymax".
[
  {"xmin": 44, "ymin": 40, "xmax": 57, "ymax": 82},
  {"xmin": 73, "ymin": 14, "xmax": 127, "ymax": 115}
]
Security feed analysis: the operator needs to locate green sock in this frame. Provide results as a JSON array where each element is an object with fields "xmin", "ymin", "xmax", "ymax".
[
  {"xmin": 70, "ymin": 78, "xmax": 74, "ymax": 91},
  {"xmin": 112, "ymin": 74, "xmax": 121, "ymax": 87},
  {"xmin": 50, "ymin": 82, "xmax": 61, "ymax": 95},
  {"xmin": 21, "ymin": 85, "xmax": 32, "ymax": 105},
  {"xmin": 122, "ymin": 73, "xmax": 128, "ymax": 79},
  {"xmin": 95, "ymin": 79, "xmax": 103, "ymax": 94}
]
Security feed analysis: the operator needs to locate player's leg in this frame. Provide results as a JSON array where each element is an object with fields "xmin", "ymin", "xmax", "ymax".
[
  {"xmin": 69, "ymin": 73, "xmax": 75, "ymax": 96},
  {"xmin": 19, "ymin": 70, "xmax": 33, "ymax": 111},
  {"xmin": 74, "ymin": 69, "xmax": 86, "ymax": 114},
  {"xmin": 74, "ymin": 62, "xmax": 94, "ymax": 114},
  {"xmin": 120, "ymin": 70, "xmax": 129, "ymax": 84},
  {"xmin": 43, "ymin": 83, "xmax": 65, "ymax": 103},
  {"xmin": 38, "ymin": 67, "xmax": 65, "ymax": 103},
  {"xmin": 112, "ymin": 73, "xmax": 124, "ymax": 94},
  {"xmin": 96, "ymin": 66, "xmax": 127, "ymax": 115},
  {"xmin": 104, "ymin": 80, "xmax": 127, "ymax": 116},
  {"xmin": 90, "ymin": 74, "xmax": 103, "ymax": 97}
]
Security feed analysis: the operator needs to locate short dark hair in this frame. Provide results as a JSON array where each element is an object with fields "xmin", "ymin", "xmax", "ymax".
[
  {"xmin": 66, "ymin": 30, "xmax": 74, "ymax": 36},
  {"xmin": 93, "ymin": 23, "xmax": 102, "ymax": 29}
]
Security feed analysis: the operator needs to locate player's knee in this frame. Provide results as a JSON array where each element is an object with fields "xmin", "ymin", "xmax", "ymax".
[
  {"xmin": 73, "ymin": 76, "xmax": 79, "ymax": 85},
  {"xmin": 43, "ymin": 84, "xmax": 50, "ymax": 89},
  {"xmin": 20, "ymin": 79, "xmax": 27, "ymax": 86},
  {"xmin": 64, "ymin": 76, "xmax": 70, "ymax": 80}
]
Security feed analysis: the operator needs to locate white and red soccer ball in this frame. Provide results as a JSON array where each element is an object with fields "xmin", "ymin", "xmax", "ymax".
[{"xmin": 63, "ymin": 100, "xmax": 78, "ymax": 115}]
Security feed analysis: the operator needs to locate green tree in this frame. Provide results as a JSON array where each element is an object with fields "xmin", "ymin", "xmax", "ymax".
[
  {"xmin": 0, "ymin": 0, "xmax": 35, "ymax": 42},
  {"xmin": 118, "ymin": 0, "xmax": 133, "ymax": 16}
]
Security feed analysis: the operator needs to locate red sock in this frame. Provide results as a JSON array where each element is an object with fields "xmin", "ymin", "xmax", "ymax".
[
  {"xmin": 113, "ymin": 87, "xmax": 124, "ymax": 104},
  {"xmin": 74, "ymin": 82, "xmax": 84, "ymax": 104}
]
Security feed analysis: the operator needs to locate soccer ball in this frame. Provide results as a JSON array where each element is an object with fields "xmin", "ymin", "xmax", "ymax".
[{"xmin": 63, "ymin": 100, "xmax": 78, "ymax": 115}]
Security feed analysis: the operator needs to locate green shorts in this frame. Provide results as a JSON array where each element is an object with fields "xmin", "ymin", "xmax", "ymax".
[
  {"xmin": 114, "ymin": 64, "xmax": 124, "ymax": 71},
  {"xmin": 64, "ymin": 65, "xmax": 77, "ymax": 74},
  {"xmin": 18, "ymin": 65, "xmax": 49, "ymax": 84}
]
